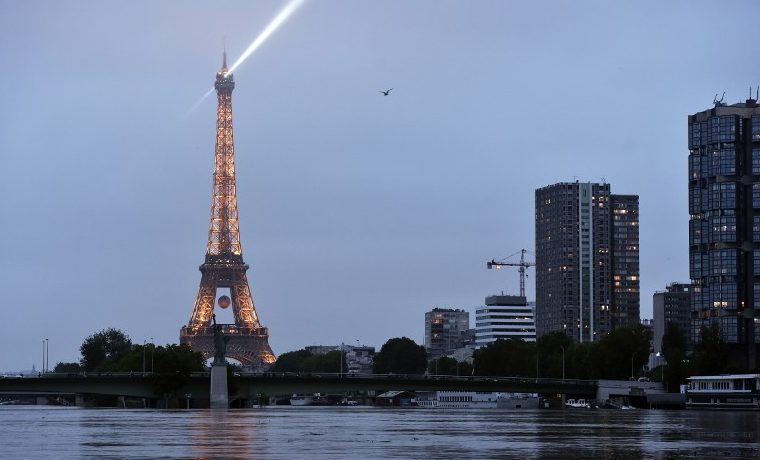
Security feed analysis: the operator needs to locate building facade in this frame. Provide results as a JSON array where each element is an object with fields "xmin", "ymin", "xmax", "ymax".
[
  {"xmin": 424, "ymin": 308, "xmax": 470, "ymax": 359},
  {"xmin": 535, "ymin": 182, "xmax": 640, "ymax": 342},
  {"xmin": 652, "ymin": 282, "xmax": 692, "ymax": 353},
  {"xmin": 688, "ymin": 98, "xmax": 760, "ymax": 367},
  {"xmin": 475, "ymin": 295, "xmax": 536, "ymax": 347},
  {"xmin": 304, "ymin": 344, "xmax": 375, "ymax": 375}
]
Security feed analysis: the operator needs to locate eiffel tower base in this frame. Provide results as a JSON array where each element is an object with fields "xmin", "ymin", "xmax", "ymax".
[{"xmin": 210, "ymin": 364, "xmax": 228, "ymax": 409}]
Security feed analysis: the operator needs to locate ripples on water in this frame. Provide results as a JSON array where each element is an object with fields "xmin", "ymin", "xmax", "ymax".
[{"xmin": 1, "ymin": 406, "xmax": 759, "ymax": 459}]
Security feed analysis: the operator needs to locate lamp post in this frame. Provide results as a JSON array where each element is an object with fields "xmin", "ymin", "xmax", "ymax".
[
  {"xmin": 142, "ymin": 340, "xmax": 146, "ymax": 374},
  {"xmin": 340, "ymin": 342, "xmax": 344, "ymax": 376},
  {"xmin": 631, "ymin": 352, "xmax": 637, "ymax": 380},
  {"xmin": 45, "ymin": 339, "xmax": 49, "ymax": 373},
  {"xmin": 561, "ymin": 345, "xmax": 566, "ymax": 380},
  {"xmin": 41, "ymin": 340, "xmax": 45, "ymax": 374},
  {"xmin": 150, "ymin": 338, "xmax": 154, "ymax": 373},
  {"xmin": 656, "ymin": 352, "xmax": 664, "ymax": 382}
]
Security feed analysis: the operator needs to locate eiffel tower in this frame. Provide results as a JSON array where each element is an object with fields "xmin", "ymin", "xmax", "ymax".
[{"xmin": 179, "ymin": 53, "xmax": 276, "ymax": 368}]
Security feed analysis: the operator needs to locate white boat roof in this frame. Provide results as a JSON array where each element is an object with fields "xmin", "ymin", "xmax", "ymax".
[{"xmin": 687, "ymin": 374, "xmax": 760, "ymax": 380}]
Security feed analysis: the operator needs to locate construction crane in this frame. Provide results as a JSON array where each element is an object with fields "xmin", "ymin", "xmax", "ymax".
[{"xmin": 486, "ymin": 249, "xmax": 535, "ymax": 297}]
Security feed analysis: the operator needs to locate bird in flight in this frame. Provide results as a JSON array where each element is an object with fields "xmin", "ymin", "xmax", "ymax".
[{"xmin": 379, "ymin": 88, "xmax": 393, "ymax": 96}]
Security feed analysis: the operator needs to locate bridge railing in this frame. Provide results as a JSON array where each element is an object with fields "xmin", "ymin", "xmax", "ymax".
[{"xmin": 28, "ymin": 371, "xmax": 596, "ymax": 387}]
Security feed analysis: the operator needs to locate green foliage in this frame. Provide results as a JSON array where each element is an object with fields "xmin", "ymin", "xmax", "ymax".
[
  {"xmin": 272, "ymin": 349, "xmax": 312, "ymax": 372},
  {"xmin": 373, "ymin": 337, "xmax": 427, "ymax": 374},
  {"xmin": 471, "ymin": 325, "xmax": 652, "ymax": 380},
  {"xmin": 53, "ymin": 362, "xmax": 81, "ymax": 373},
  {"xmin": 79, "ymin": 328, "xmax": 132, "ymax": 371},
  {"xmin": 473, "ymin": 338, "xmax": 536, "ymax": 377},
  {"xmin": 149, "ymin": 344, "xmax": 206, "ymax": 398},
  {"xmin": 428, "ymin": 357, "xmax": 472, "ymax": 375},
  {"xmin": 271, "ymin": 349, "xmax": 346, "ymax": 373},
  {"xmin": 593, "ymin": 324, "xmax": 651, "ymax": 380},
  {"xmin": 661, "ymin": 321, "xmax": 689, "ymax": 391},
  {"xmin": 692, "ymin": 324, "xmax": 733, "ymax": 375}
]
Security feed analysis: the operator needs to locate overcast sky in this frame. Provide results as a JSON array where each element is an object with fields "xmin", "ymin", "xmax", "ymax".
[{"xmin": 2, "ymin": 0, "xmax": 760, "ymax": 371}]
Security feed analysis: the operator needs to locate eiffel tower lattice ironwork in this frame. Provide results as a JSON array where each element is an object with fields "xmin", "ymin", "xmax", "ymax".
[{"xmin": 179, "ymin": 53, "xmax": 276, "ymax": 367}]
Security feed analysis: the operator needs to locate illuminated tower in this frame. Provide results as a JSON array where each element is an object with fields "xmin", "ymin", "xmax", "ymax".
[{"xmin": 179, "ymin": 54, "xmax": 276, "ymax": 367}]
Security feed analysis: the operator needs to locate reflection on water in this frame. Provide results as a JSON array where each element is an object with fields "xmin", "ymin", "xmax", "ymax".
[{"xmin": 1, "ymin": 406, "xmax": 758, "ymax": 459}]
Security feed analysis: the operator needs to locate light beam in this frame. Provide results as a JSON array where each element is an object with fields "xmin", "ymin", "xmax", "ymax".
[
  {"xmin": 184, "ymin": 0, "xmax": 306, "ymax": 117},
  {"xmin": 226, "ymin": 0, "xmax": 306, "ymax": 76}
]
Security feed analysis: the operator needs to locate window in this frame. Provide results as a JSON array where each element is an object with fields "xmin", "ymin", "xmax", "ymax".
[
  {"xmin": 711, "ymin": 249, "xmax": 737, "ymax": 276},
  {"xmin": 753, "ymin": 149, "xmax": 760, "ymax": 174},
  {"xmin": 754, "ymin": 250, "xmax": 760, "ymax": 275},
  {"xmin": 710, "ymin": 215, "xmax": 736, "ymax": 242},
  {"xmin": 689, "ymin": 122, "xmax": 702, "ymax": 149},
  {"xmin": 754, "ymin": 216, "xmax": 760, "ymax": 241},
  {"xmin": 689, "ymin": 187, "xmax": 703, "ymax": 214},
  {"xmin": 709, "ymin": 281, "xmax": 737, "ymax": 309},
  {"xmin": 711, "ymin": 149, "xmax": 736, "ymax": 175},
  {"xmin": 754, "ymin": 183, "xmax": 760, "ymax": 209},
  {"xmin": 753, "ymin": 115, "xmax": 760, "ymax": 141},
  {"xmin": 711, "ymin": 182, "xmax": 736, "ymax": 210}
]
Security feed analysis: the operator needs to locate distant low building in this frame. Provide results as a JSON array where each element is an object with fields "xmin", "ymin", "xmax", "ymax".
[
  {"xmin": 652, "ymin": 282, "xmax": 692, "ymax": 353},
  {"xmin": 305, "ymin": 344, "xmax": 375, "ymax": 375},
  {"xmin": 424, "ymin": 308, "xmax": 470, "ymax": 359},
  {"xmin": 475, "ymin": 295, "xmax": 536, "ymax": 347}
]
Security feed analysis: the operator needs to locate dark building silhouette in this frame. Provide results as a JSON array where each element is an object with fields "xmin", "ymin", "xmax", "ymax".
[
  {"xmin": 653, "ymin": 282, "xmax": 692, "ymax": 353},
  {"xmin": 688, "ymin": 97, "xmax": 760, "ymax": 368},
  {"xmin": 535, "ymin": 182, "xmax": 640, "ymax": 342}
]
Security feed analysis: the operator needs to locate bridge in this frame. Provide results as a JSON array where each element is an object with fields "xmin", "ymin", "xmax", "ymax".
[{"xmin": 0, "ymin": 372, "xmax": 598, "ymax": 405}]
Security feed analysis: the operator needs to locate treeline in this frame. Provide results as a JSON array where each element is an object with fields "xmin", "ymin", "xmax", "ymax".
[
  {"xmin": 53, "ymin": 328, "xmax": 205, "ymax": 399},
  {"xmin": 271, "ymin": 349, "xmax": 345, "ymax": 373}
]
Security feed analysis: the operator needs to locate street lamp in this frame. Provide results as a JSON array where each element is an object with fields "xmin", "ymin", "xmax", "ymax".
[
  {"xmin": 142, "ymin": 340, "xmax": 146, "ymax": 374},
  {"xmin": 41, "ymin": 339, "xmax": 45, "ymax": 374},
  {"xmin": 150, "ymin": 338, "xmax": 154, "ymax": 373},
  {"xmin": 561, "ymin": 345, "xmax": 566, "ymax": 380},
  {"xmin": 656, "ymin": 352, "xmax": 664, "ymax": 382},
  {"xmin": 631, "ymin": 352, "xmax": 637, "ymax": 380},
  {"xmin": 45, "ymin": 339, "xmax": 49, "ymax": 373}
]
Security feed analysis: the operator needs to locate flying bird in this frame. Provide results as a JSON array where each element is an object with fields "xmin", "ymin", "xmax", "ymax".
[{"xmin": 379, "ymin": 88, "xmax": 393, "ymax": 96}]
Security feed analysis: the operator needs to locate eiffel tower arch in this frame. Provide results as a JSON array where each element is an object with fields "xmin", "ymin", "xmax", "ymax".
[{"xmin": 179, "ymin": 53, "xmax": 276, "ymax": 368}]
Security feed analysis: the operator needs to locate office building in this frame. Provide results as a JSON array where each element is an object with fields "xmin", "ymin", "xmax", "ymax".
[
  {"xmin": 688, "ymin": 96, "xmax": 760, "ymax": 367},
  {"xmin": 652, "ymin": 283, "xmax": 692, "ymax": 353},
  {"xmin": 424, "ymin": 308, "xmax": 470, "ymax": 359},
  {"xmin": 475, "ymin": 295, "xmax": 536, "ymax": 347},
  {"xmin": 535, "ymin": 182, "xmax": 640, "ymax": 342}
]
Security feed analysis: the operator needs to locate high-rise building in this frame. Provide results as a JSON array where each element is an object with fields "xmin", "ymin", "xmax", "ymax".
[
  {"xmin": 475, "ymin": 295, "xmax": 536, "ymax": 347},
  {"xmin": 688, "ymin": 97, "xmax": 760, "ymax": 368},
  {"xmin": 535, "ymin": 182, "xmax": 640, "ymax": 342},
  {"xmin": 652, "ymin": 282, "xmax": 692, "ymax": 353},
  {"xmin": 424, "ymin": 308, "xmax": 470, "ymax": 359}
]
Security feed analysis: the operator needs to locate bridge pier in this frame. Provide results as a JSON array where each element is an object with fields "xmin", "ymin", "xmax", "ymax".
[{"xmin": 210, "ymin": 364, "xmax": 228, "ymax": 409}]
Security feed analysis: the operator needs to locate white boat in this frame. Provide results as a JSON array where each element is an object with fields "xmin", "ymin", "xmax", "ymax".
[
  {"xmin": 565, "ymin": 398, "xmax": 591, "ymax": 408},
  {"xmin": 416, "ymin": 391, "xmax": 538, "ymax": 409},
  {"xmin": 289, "ymin": 394, "xmax": 313, "ymax": 406},
  {"xmin": 685, "ymin": 374, "xmax": 760, "ymax": 410}
]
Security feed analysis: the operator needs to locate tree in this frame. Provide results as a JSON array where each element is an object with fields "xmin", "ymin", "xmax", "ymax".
[
  {"xmin": 80, "ymin": 328, "xmax": 132, "ymax": 371},
  {"xmin": 373, "ymin": 337, "xmax": 427, "ymax": 374},
  {"xmin": 594, "ymin": 324, "xmax": 651, "ymax": 380},
  {"xmin": 272, "ymin": 349, "xmax": 313, "ymax": 372},
  {"xmin": 428, "ymin": 357, "xmax": 472, "ymax": 376},
  {"xmin": 661, "ymin": 321, "xmax": 689, "ymax": 392},
  {"xmin": 150, "ymin": 344, "xmax": 206, "ymax": 399},
  {"xmin": 272, "ymin": 349, "xmax": 346, "ymax": 373},
  {"xmin": 692, "ymin": 323, "xmax": 731, "ymax": 375},
  {"xmin": 473, "ymin": 339, "xmax": 536, "ymax": 377},
  {"xmin": 53, "ymin": 362, "xmax": 81, "ymax": 373},
  {"xmin": 536, "ymin": 331, "xmax": 574, "ymax": 378}
]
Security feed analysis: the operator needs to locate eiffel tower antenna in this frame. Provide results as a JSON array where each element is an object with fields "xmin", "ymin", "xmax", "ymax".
[{"xmin": 179, "ymin": 55, "xmax": 276, "ymax": 368}]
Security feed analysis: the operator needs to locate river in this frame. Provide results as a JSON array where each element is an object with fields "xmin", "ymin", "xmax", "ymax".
[{"xmin": 1, "ymin": 406, "xmax": 758, "ymax": 459}]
